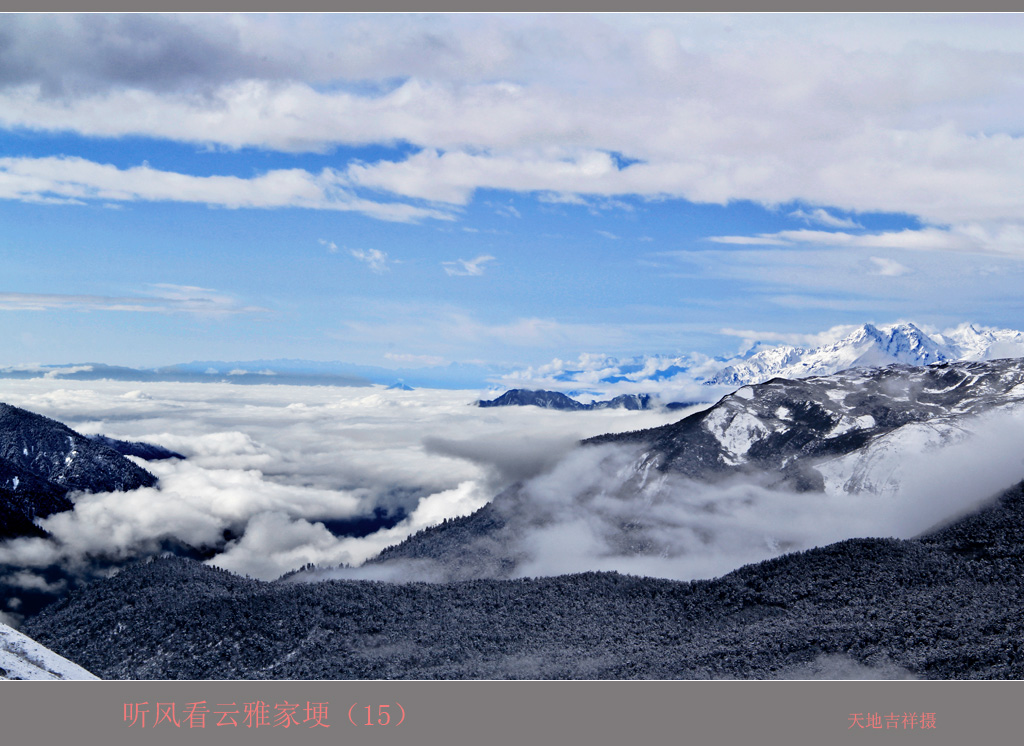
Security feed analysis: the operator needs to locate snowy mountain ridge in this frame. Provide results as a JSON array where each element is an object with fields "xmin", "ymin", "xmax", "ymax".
[
  {"xmin": 623, "ymin": 358, "xmax": 1024, "ymax": 494},
  {"xmin": 707, "ymin": 322, "xmax": 1024, "ymax": 386}
]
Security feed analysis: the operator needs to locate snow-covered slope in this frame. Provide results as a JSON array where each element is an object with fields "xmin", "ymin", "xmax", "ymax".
[
  {"xmin": 708, "ymin": 322, "xmax": 1024, "ymax": 386},
  {"xmin": 1, "ymin": 622, "xmax": 98, "ymax": 680},
  {"xmin": 618, "ymin": 358, "xmax": 1024, "ymax": 489},
  {"xmin": 938, "ymin": 323, "xmax": 1024, "ymax": 362}
]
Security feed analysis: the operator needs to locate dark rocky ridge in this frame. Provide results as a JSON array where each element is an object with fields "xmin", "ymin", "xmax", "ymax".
[
  {"xmin": 0, "ymin": 459, "xmax": 68, "ymax": 539},
  {"xmin": 23, "ymin": 481, "xmax": 1024, "ymax": 679},
  {"xmin": 0, "ymin": 403, "xmax": 158, "ymax": 539},
  {"xmin": 479, "ymin": 389, "xmax": 657, "ymax": 410}
]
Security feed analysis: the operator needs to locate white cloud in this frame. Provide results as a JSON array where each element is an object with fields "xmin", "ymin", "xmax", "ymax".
[
  {"xmin": 596, "ymin": 229, "xmax": 619, "ymax": 240},
  {"xmin": 495, "ymin": 203, "xmax": 521, "ymax": 219},
  {"xmin": 350, "ymin": 248, "xmax": 392, "ymax": 273},
  {"xmin": 869, "ymin": 256, "xmax": 912, "ymax": 276},
  {"xmin": 4, "ymin": 16, "xmax": 1024, "ymax": 234},
  {"xmin": 706, "ymin": 234, "xmax": 793, "ymax": 246},
  {"xmin": 210, "ymin": 511, "xmax": 356, "ymax": 580},
  {"xmin": 789, "ymin": 208, "xmax": 862, "ymax": 229},
  {"xmin": 0, "ymin": 156, "xmax": 454, "ymax": 223},
  {"xmin": 537, "ymin": 192, "xmax": 589, "ymax": 206},
  {"xmin": 339, "ymin": 127, "xmax": 1024, "ymax": 232},
  {"xmin": 318, "ymin": 238, "xmax": 338, "ymax": 253},
  {"xmin": 346, "ymin": 149, "xmax": 636, "ymax": 206},
  {"xmin": 707, "ymin": 225, "xmax": 1024, "ymax": 257},
  {"xmin": 0, "ymin": 284, "xmax": 264, "ymax": 317},
  {"xmin": 383, "ymin": 353, "xmax": 447, "ymax": 367},
  {"xmin": 442, "ymin": 254, "xmax": 495, "ymax": 276}
]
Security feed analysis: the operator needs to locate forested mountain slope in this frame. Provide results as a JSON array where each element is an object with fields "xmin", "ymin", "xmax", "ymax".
[
  {"xmin": 23, "ymin": 481, "xmax": 1024, "ymax": 680},
  {"xmin": 0, "ymin": 403, "xmax": 158, "ymax": 539}
]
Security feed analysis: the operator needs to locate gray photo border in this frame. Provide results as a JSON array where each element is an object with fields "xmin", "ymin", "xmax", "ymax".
[{"xmin": 2, "ymin": 4, "xmax": 1020, "ymax": 745}]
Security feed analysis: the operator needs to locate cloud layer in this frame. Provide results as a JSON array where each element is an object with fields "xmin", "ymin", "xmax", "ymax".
[
  {"xmin": 0, "ymin": 284, "xmax": 264, "ymax": 317},
  {"xmin": 0, "ymin": 156, "xmax": 453, "ymax": 222},
  {"xmin": 3, "ymin": 15, "xmax": 1024, "ymax": 244},
  {"xmin": 0, "ymin": 378, "xmax": 682, "ymax": 581}
]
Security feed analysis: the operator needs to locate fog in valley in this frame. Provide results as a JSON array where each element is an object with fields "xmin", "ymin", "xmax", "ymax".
[
  {"xmin": 0, "ymin": 379, "xmax": 685, "ymax": 584},
  {"xmin": 3, "ymin": 378, "xmax": 1023, "ymax": 596}
]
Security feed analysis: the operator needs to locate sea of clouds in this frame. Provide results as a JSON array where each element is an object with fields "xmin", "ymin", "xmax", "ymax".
[
  {"xmin": 331, "ymin": 404, "xmax": 1024, "ymax": 585},
  {"xmin": 2, "ymin": 378, "xmax": 1024, "ymax": 595},
  {"xmin": 0, "ymin": 379, "xmax": 688, "ymax": 583}
]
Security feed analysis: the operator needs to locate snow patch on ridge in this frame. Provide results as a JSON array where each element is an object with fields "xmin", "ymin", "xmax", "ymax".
[
  {"xmin": 704, "ymin": 407, "xmax": 770, "ymax": 462},
  {"xmin": 817, "ymin": 420, "xmax": 973, "ymax": 496},
  {"xmin": 828, "ymin": 415, "xmax": 876, "ymax": 438}
]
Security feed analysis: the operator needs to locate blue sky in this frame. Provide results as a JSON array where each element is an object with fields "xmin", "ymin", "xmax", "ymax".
[{"xmin": 3, "ymin": 14, "xmax": 1024, "ymax": 377}]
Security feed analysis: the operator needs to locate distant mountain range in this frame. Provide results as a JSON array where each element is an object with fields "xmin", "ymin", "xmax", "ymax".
[
  {"xmin": 707, "ymin": 322, "xmax": 1024, "ymax": 386},
  {"xmin": 479, "ymin": 389, "xmax": 657, "ymax": 410},
  {"xmin": 4, "ymin": 322, "xmax": 1022, "ymax": 395},
  {"xmin": 10, "ymin": 357, "xmax": 1024, "ymax": 679},
  {"xmin": 0, "ymin": 359, "xmax": 501, "ymax": 390},
  {"xmin": 594, "ymin": 356, "xmax": 1024, "ymax": 491},
  {"xmin": 478, "ymin": 322, "xmax": 1024, "ymax": 410},
  {"xmin": 496, "ymin": 322, "xmax": 1024, "ymax": 395}
]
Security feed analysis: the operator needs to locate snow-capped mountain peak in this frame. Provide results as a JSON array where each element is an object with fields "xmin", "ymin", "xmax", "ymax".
[
  {"xmin": 939, "ymin": 323, "xmax": 1024, "ymax": 361},
  {"xmin": 707, "ymin": 322, "xmax": 1015, "ymax": 387}
]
